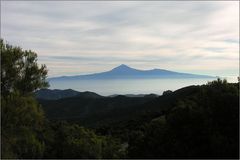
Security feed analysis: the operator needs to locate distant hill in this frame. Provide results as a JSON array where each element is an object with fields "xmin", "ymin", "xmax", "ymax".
[
  {"xmin": 38, "ymin": 85, "xmax": 201, "ymax": 127},
  {"xmin": 35, "ymin": 88, "xmax": 159, "ymax": 100},
  {"xmin": 48, "ymin": 64, "xmax": 214, "ymax": 81},
  {"xmin": 38, "ymin": 94, "xmax": 156, "ymax": 126},
  {"xmin": 35, "ymin": 89, "xmax": 102, "ymax": 100}
]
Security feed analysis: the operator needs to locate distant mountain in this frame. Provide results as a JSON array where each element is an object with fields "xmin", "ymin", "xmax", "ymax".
[
  {"xmin": 38, "ymin": 82, "xmax": 238, "ymax": 129},
  {"xmin": 48, "ymin": 64, "xmax": 214, "ymax": 81},
  {"xmin": 38, "ymin": 85, "xmax": 201, "ymax": 127},
  {"xmin": 35, "ymin": 89, "xmax": 102, "ymax": 100},
  {"xmin": 35, "ymin": 88, "xmax": 158, "ymax": 100}
]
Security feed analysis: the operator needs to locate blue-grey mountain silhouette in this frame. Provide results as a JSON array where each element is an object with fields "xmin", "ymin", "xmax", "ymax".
[{"xmin": 49, "ymin": 64, "xmax": 214, "ymax": 81}]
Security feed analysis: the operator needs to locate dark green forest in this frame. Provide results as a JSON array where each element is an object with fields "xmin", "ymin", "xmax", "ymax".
[{"xmin": 1, "ymin": 40, "xmax": 239, "ymax": 159}]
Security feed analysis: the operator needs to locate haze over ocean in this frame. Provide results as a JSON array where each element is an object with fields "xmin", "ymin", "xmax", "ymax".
[
  {"xmin": 48, "ymin": 64, "xmax": 237, "ymax": 96},
  {"xmin": 49, "ymin": 78, "xmax": 219, "ymax": 96}
]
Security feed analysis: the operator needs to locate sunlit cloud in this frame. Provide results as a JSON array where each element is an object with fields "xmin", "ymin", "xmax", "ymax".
[{"xmin": 1, "ymin": 1, "xmax": 239, "ymax": 77}]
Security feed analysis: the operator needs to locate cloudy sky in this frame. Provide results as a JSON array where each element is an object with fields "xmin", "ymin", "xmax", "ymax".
[{"xmin": 1, "ymin": 1, "xmax": 239, "ymax": 77}]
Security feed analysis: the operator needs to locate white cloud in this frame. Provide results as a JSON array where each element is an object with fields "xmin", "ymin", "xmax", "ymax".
[{"xmin": 1, "ymin": 1, "xmax": 239, "ymax": 77}]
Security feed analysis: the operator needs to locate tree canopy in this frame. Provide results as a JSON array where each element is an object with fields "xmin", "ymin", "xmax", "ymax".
[
  {"xmin": 128, "ymin": 79, "xmax": 239, "ymax": 158},
  {"xmin": 1, "ymin": 39, "xmax": 49, "ymax": 158},
  {"xmin": 1, "ymin": 39, "xmax": 48, "ymax": 97}
]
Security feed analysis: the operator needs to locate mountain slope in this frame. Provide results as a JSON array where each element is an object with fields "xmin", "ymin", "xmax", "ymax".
[
  {"xmin": 38, "ymin": 85, "xmax": 201, "ymax": 127},
  {"xmin": 38, "ymin": 95, "xmax": 156, "ymax": 126},
  {"xmin": 49, "ymin": 64, "xmax": 214, "ymax": 81},
  {"xmin": 35, "ymin": 89, "xmax": 102, "ymax": 100}
]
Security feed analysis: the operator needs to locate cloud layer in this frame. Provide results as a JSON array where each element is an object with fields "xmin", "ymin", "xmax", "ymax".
[{"xmin": 1, "ymin": 1, "xmax": 239, "ymax": 77}]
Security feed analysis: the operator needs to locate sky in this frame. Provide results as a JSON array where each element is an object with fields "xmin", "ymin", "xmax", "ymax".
[{"xmin": 1, "ymin": 1, "xmax": 239, "ymax": 78}]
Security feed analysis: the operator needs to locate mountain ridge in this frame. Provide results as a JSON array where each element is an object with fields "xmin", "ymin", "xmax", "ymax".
[
  {"xmin": 48, "ymin": 64, "xmax": 214, "ymax": 81},
  {"xmin": 37, "ymin": 85, "xmax": 202, "ymax": 127},
  {"xmin": 35, "ymin": 89, "xmax": 102, "ymax": 100},
  {"xmin": 35, "ymin": 88, "xmax": 160, "ymax": 100}
]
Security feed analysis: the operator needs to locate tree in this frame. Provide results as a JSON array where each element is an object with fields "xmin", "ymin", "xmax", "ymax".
[
  {"xmin": 43, "ymin": 121, "xmax": 126, "ymax": 159},
  {"xmin": 1, "ymin": 39, "xmax": 49, "ymax": 96},
  {"xmin": 1, "ymin": 93, "xmax": 45, "ymax": 158},
  {"xmin": 1, "ymin": 39, "xmax": 49, "ymax": 158},
  {"xmin": 162, "ymin": 90, "xmax": 172, "ymax": 96}
]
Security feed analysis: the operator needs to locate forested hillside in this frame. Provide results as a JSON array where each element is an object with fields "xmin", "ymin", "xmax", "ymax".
[
  {"xmin": 38, "ymin": 95, "xmax": 156, "ymax": 126},
  {"xmin": 1, "ymin": 40, "xmax": 239, "ymax": 159},
  {"xmin": 1, "ymin": 40, "xmax": 125, "ymax": 158}
]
